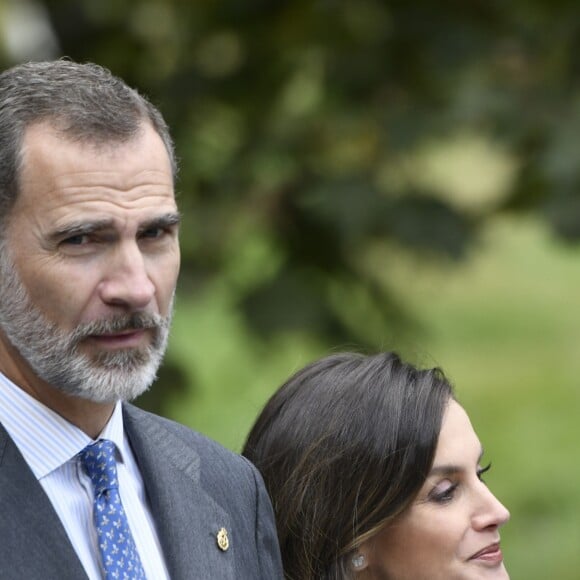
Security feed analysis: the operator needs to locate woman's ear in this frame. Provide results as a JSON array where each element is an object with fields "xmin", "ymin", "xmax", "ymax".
[
  {"xmin": 351, "ymin": 552, "xmax": 368, "ymax": 572},
  {"xmin": 351, "ymin": 540, "xmax": 374, "ymax": 576},
  {"xmin": 351, "ymin": 537, "xmax": 378, "ymax": 577}
]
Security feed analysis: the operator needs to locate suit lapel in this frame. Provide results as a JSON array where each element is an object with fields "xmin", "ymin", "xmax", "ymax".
[
  {"xmin": 0, "ymin": 423, "xmax": 88, "ymax": 580},
  {"xmin": 123, "ymin": 405, "xmax": 235, "ymax": 580}
]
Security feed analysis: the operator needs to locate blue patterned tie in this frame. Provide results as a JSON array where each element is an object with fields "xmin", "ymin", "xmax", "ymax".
[{"xmin": 80, "ymin": 440, "xmax": 147, "ymax": 580}]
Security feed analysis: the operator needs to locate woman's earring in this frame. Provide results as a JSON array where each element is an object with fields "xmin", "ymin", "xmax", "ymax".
[{"xmin": 352, "ymin": 553, "xmax": 366, "ymax": 570}]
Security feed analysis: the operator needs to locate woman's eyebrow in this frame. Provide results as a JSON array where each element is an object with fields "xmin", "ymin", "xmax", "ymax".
[
  {"xmin": 429, "ymin": 464, "xmax": 463, "ymax": 477},
  {"xmin": 428, "ymin": 446, "xmax": 484, "ymax": 477}
]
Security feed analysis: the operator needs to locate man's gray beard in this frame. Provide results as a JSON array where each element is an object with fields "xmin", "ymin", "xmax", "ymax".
[{"xmin": 0, "ymin": 248, "xmax": 173, "ymax": 403}]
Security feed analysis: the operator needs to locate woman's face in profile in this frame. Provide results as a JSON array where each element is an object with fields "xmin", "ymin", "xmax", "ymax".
[{"xmin": 362, "ymin": 400, "xmax": 510, "ymax": 580}]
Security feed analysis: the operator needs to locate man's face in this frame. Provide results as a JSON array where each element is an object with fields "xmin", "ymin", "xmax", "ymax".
[{"xmin": 0, "ymin": 122, "xmax": 180, "ymax": 402}]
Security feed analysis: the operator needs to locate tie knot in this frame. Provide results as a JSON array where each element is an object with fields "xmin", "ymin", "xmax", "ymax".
[{"xmin": 79, "ymin": 439, "xmax": 119, "ymax": 495}]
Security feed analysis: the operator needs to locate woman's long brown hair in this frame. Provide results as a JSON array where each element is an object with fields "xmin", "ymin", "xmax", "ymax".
[{"xmin": 243, "ymin": 352, "xmax": 454, "ymax": 580}]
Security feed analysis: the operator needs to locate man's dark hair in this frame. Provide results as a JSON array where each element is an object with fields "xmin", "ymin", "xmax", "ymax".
[{"xmin": 0, "ymin": 59, "xmax": 176, "ymax": 230}]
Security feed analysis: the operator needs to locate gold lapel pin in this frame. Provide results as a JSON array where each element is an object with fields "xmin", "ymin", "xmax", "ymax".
[{"xmin": 216, "ymin": 527, "xmax": 229, "ymax": 551}]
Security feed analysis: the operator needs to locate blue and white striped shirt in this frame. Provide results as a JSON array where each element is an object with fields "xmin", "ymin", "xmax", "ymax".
[{"xmin": 0, "ymin": 371, "xmax": 170, "ymax": 580}]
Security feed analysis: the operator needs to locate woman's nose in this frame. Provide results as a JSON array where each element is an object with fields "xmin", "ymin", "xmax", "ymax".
[{"xmin": 472, "ymin": 483, "xmax": 511, "ymax": 531}]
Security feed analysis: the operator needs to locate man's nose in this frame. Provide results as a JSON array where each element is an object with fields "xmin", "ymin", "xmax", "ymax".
[{"xmin": 98, "ymin": 243, "xmax": 155, "ymax": 310}]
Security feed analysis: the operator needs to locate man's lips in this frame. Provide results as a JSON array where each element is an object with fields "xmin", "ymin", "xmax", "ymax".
[
  {"xmin": 87, "ymin": 329, "xmax": 150, "ymax": 347},
  {"xmin": 468, "ymin": 542, "xmax": 503, "ymax": 563}
]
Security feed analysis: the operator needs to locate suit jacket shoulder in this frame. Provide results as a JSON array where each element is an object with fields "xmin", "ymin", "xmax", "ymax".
[
  {"xmin": 0, "ymin": 408, "xmax": 282, "ymax": 580},
  {"xmin": 123, "ymin": 404, "xmax": 283, "ymax": 580},
  {"xmin": 0, "ymin": 422, "xmax": 88, "ymax": 579}
]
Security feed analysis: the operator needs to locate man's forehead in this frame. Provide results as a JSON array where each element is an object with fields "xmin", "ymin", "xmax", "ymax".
[
  {"xmin": 17, "ymin": 122, "xmax": 174, "ymax": 197},
  {"xmin": 21, "ymin": 121, "xmax": 165, "ymax": 162}
]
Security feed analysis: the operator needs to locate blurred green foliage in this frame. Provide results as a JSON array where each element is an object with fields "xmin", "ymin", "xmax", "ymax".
[
  {"xmin": 1, "ymin": 1, "xmax": 579, "ymax": 577},
  {"xmin": 10, "ymin": 0, "xmax": 580, "ymax": 358},
  {"xmin": 392, "ymin": 217, "xmax": 580, "ymax": 579}
]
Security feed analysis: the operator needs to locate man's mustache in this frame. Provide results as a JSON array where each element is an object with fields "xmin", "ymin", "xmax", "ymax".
[{"xmin": 70, "ymin": 312, "xmax": 165, "ymax": 341}]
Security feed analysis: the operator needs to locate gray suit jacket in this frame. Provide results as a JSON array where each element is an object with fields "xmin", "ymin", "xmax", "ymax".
[{"xmin": 0, "ymin": 404, "xmax": 283, "ymax": 579}]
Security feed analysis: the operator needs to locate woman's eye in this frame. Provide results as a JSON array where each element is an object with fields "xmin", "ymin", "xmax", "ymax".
[
  {"xmin": 477, "ymin": 462, "xmax": 492, "ymax": 482},
  {"xmin": 429, "ymin": 480, "xmax": 458, "ymax": 504}
]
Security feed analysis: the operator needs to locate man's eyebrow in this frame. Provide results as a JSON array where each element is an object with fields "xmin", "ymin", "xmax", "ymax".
[
  {"xmin": 48, "ymin": 213, "xmax": 181, "ymax": 242},
  {"xmin": 138, "ymin": 212, "xmax": 181, "ymax": 232},
  {"xmin": 49, "ymin": 219, "xmax": 115, "ymax": 242}
]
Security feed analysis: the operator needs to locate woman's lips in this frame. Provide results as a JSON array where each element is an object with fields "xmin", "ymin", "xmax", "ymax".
[{"xmin": 469, "ymin": 542, "xmax": 503, "ymax": 564}]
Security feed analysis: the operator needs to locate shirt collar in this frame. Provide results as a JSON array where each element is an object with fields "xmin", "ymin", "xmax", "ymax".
[{"xmin": 0, "ymin": 371, "xmax": 125, "ymax": 480}]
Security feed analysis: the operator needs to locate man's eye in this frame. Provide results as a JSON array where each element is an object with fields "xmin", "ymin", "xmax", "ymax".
[
  {"xmin": 143, "ymin": 228, "xmax": 161, "ymax": 238},
  {"xmin": 141, "ymin": 227, "xmax": 168, "ymax": 239},
  {"xmin": 61, "ymin": 234, "xmax": 90, "ymax": 245}
]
